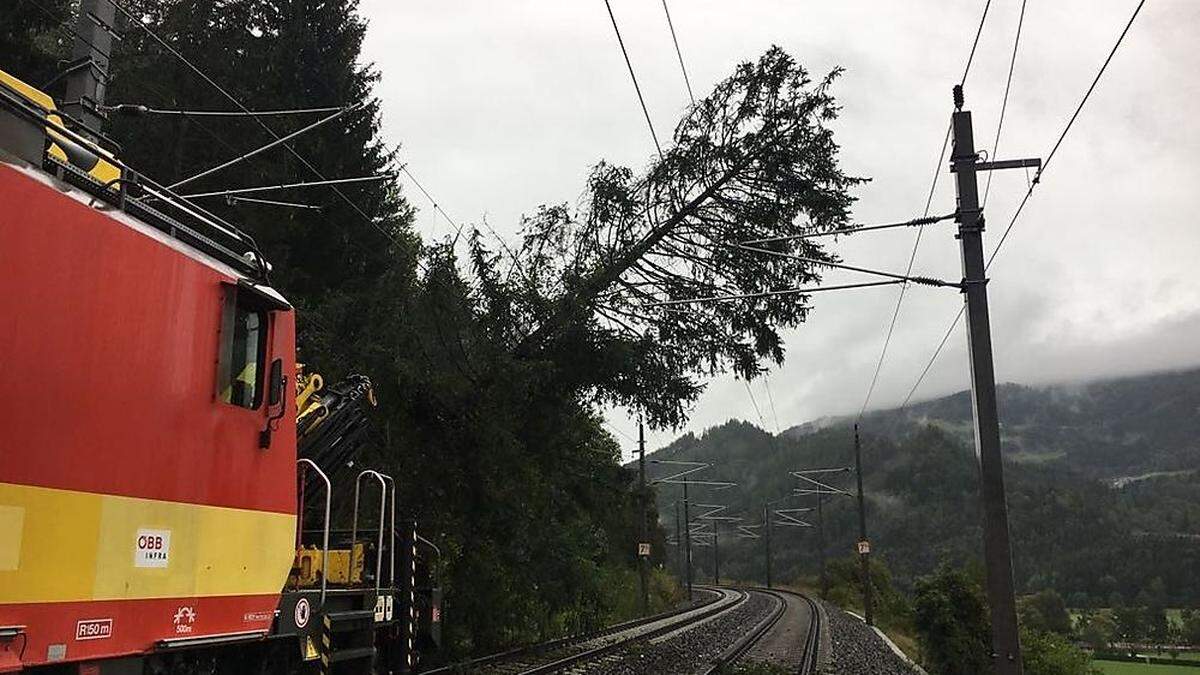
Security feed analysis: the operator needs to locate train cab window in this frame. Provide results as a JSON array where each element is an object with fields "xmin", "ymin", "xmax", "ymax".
[{"xmin": 218, "ymin": 285, "xmax": 270, "ymax": 409}]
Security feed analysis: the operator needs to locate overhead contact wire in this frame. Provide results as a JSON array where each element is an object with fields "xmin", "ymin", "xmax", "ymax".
[
  {"xmin": 602, "ymin": 0, "xmax": 663, "ymax": 157},
  {"xmin": 660, "ymin": 0, "xmax": 695, "ymax": 105}
]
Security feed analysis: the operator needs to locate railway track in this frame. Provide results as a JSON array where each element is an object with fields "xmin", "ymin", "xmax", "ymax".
[
  {"xmin": 704, "ymin": 588, "xmax": 822, "ymax": 675},
  {"xmin": 421, "ymin": 588, "xmax": 729, "ymax": 674},
  {"xmin": 424, "ymin": 586, "xmax": 822, "ymax": 674}
]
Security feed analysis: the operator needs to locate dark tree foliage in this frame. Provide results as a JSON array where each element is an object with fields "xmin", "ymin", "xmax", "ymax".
[
  {"xmin": 0, "ymin": 0, "xmax": 73, "ymax": 87},
  {"xmin": 822, "ymin": 555, "xmax": 912, "ymax": 629},
  {"xmin": 1183, "ymin": 609, "xmax": 1200, "ymax": 646},
  {"xmin": 913, "ymin": 564, "xmax": 992, "ymax": 675},
  {"xmin": 102, "ymin": 0, "xmax": 417, "ymax": 311},
  {"xmin": 1018, "ymin": 589, "xmax": 1072, "ymax": 636},
  {"xmin": 1019, "ymin": 627, "xmax": 1096, "ymax": 675},
  {"xmin": 486, "ymin": 47, "xmax": 863, "ymax": 428}
]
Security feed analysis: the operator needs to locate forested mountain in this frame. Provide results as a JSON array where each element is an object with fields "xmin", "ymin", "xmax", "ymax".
[
  {"xmin": 649, "ymin": 367, "xmax": 1200, "ymax": 607},
  {"xmin": 853, "ymin": 367, "xmax": 1200, "ymax": 478}
]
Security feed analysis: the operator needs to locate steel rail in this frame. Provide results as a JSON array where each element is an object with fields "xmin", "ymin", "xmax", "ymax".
[
  {"xmin": 793, "ymin": 590, "xmax": 823, "ymax": 675},
  {"xmin": 701, "ymin": 589, "xmax": 788, "ymax": 673},
  {"xmin": 801, "ymin": 593, "xmax": 820, "ymax": 667},
  {"xmin": 419, "ymin": 589, "xmax": 726, "ymax": 674},
  {"xmin": 703, "ymin": 587, "xmax": 823, "ymax": 674},
  {"xmin": 516, "ymin": 588, "xmax": 749, "ymax": 674}
]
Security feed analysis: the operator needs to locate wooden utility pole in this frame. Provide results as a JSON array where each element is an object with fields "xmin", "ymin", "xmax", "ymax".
[
  {"xmin": 637, "ymin": 417, "xmax": 649, "ymax": 615},
  {"xmin": 950, "ymin": 84, "xmax": 1038, "ymax": 674},
  {"xmin": 674, "ymin": 501, "xmax": 682, "ymax": 582},
  {"xmin": 683, "ymin": 481, "xmax": 693, "ymax": 600},
  {"xmin": 712, "ymin": 522, "xmax": 720, "ymax": 585},
  {"xmin": 764, "ymin": 503, "xmax": 772, "ymax": 588},
  {"xmin": 817, "ymin": 492, "xmax": 827, "ymax": 598},
  {"xmin": 854, "ymin": 424, "xmax": 874, "ymax": 626}
]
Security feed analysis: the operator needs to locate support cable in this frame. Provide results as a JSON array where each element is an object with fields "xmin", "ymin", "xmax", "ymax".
[
  {"xmin": 180, "ymin": 174, "xmax": 395, "ymax": 199},
  {"xmin": 731, "ymin": 244, "xmax": 958, "ymax": 288},
  {"xmin": 104, "ymin": 103, "xmax": 347, "ymax": 117},
  {"xmin": 170, "ymin": 102, "xmax": 363, "ymax": 189},
  {"xmin": 602, "ymin": 0, "xmax": 663, "ymax": 157},
  {"xmin": 900, "ymin": 0, "xmax": 1148, "ymax": 409},
  {"xmin": 644, "ymin": 280, "xmax": 903, "ymax": 308},
  {"xmin": 744, "ymin": 381, "xmax": 765, "ymax": 429},
  {"xmin": 960, "ymin": 0, "xmax": 994, "ymax": 87},
  {"xmin": 982, "ymin": 0, "xmax": 1029, "ymax": 208},
  {"xmin": 227, "ymin": 195, "xmax": 322, "ymax": 210},
  {"xmin": 763, "ymin": 374, "xmax": 782, "ymax": 435},
  {"xmin": 660, "ymin": 0, "xmax": 695, "ymax": 105},
  {"xmin": 743, "ymin": 213, "xmax": 955, "ymax": 245},
  {"xmin": 398, "ymin": 166, "xmax": 465, "ymax": 240}
]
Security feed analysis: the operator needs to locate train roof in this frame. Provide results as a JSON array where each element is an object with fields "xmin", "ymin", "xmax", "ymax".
[{"xmin": 0, "ymin": 66, "xmax": 271, "ymax": 282}]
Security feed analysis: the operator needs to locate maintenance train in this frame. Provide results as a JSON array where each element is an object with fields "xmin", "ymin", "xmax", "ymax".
[{"xmin": 0, "ymin": 61, "xmax": 440, "ymax": 673}]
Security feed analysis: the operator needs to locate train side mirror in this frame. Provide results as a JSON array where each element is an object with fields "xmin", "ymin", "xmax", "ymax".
[{"xmin": 268, "ymin": 358, "xmax": 284, "ymax": 407}]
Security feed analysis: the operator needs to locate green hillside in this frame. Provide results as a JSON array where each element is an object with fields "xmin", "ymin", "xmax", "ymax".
[
  {"xmin": 854, "ymin": 368, "xmax": 1200, "ymax": 478},
  {"xmin": 647, "ymin": 368, "xmax": 1200, "ymax": 607}
]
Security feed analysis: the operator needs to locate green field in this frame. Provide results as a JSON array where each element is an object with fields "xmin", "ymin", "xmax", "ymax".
[{"xmin": 1095, "ymin": 660, "xmax": 1200, "ymax": 674}]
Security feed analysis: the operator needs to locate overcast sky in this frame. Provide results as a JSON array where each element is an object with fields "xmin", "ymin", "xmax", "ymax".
[{"xmin": 357, "ymin": 0, "xmax": 1200, "ymax": 459}]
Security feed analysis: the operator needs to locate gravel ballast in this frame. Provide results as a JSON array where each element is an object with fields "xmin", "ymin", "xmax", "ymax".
[{"xmin": 822, "ymin": 602, "xmax": 918, "ymax": 674}]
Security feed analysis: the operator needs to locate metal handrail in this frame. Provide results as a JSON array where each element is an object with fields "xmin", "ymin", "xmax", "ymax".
[
  {"xmin": 296, "ymin": 458, "xmax": 330, "ymax": 606},
  {"xmin": 416, "ymin": 533, "xmax": 442, "ymax": 581},
  {"xmin": 352, "ymin": 470, "xmax": 387, "ymax": 596},
  {"xmin": 0, "ymin": 81, "xmax": 267, "ymax": 276},
  {"xmin": 379, "ymin": 473, "xmax": 396, "ymax": 587}
]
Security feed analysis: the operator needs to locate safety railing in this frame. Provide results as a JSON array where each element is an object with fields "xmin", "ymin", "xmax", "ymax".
[
  {"xmin": 296, "ymin": 458, "xmax": 331, "ymax": 606},
  {"xmin": 0, "ymin": 79, "xmax": 267, "ymax": 278},
  {"xmin": 352, "ymin": 470, "xmax": 393, "ymax": 596}
]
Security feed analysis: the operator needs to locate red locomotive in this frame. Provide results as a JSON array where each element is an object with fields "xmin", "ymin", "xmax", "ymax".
[{"xmin": 0, "ymin": 60, "xmax": 439, "ymax": 674}]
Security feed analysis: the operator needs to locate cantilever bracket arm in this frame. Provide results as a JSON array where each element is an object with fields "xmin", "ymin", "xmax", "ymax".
[
  {"xmin": 792, "ymin": 472, "xmax": 854, "ymax": 496},
  {"xmin": 951, "ymin": 157, "xmax": 1042, "ymax": 173}
]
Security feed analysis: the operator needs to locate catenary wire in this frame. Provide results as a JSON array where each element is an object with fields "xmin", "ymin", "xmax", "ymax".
[
  {"xmin": 744, "ymin": 380, "xmax": 766, "ymax": 430},
  {"xmin": 660, "ymin": 0, "xmax": 695, "ymax": 105},
  {"xmin": 645, "ymin": 280, "xmax": 904, "ymax": 308},
  {"xmin": 180, "ymin": 174, "xmax": 395, "ymax": 199},
  {"xmin": 602, "ymin": 0, "xmax": 663, "ymax": 157},
  {"xmin": 731, "ymin": 244, "xmax": 958, "ymax": 288},
  {"xmin": 960, "ymin": 0, "xmax": 994, "ymax": 87},
  {"xmin": 398, "ymin": 166, "xmax": 465, "ymax": 240},
  {"xmin": 104, "ymin": 103, "xmax": 347, "ymax": 117},
  {"xmin": 763, "ymin": 374, "xmax": 782, "ymax": 434},
  {"xmin": 743, "ymin": 213, "xmax": 955, "ymax": 245},
  {"xmin": 227, "ymin": 195, "xmax": 322, "ymax": 210},
  {"xmin": 982, "ymin": 0, "xmax": 1029, "ymax": 208},
  {"xmin": 900, "ymin": 0, "xmax": 1148, "ymax": 410}
]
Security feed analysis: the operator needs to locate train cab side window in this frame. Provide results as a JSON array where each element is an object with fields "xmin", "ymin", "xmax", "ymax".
[{"xmin": 218, "ymin": 285, "xmax": 270, "ymax": 409}]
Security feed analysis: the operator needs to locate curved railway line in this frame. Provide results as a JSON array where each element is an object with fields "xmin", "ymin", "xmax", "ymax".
[{"xmin": 425, "ymin": 586, "xmax": 822, "ymax": 674}]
